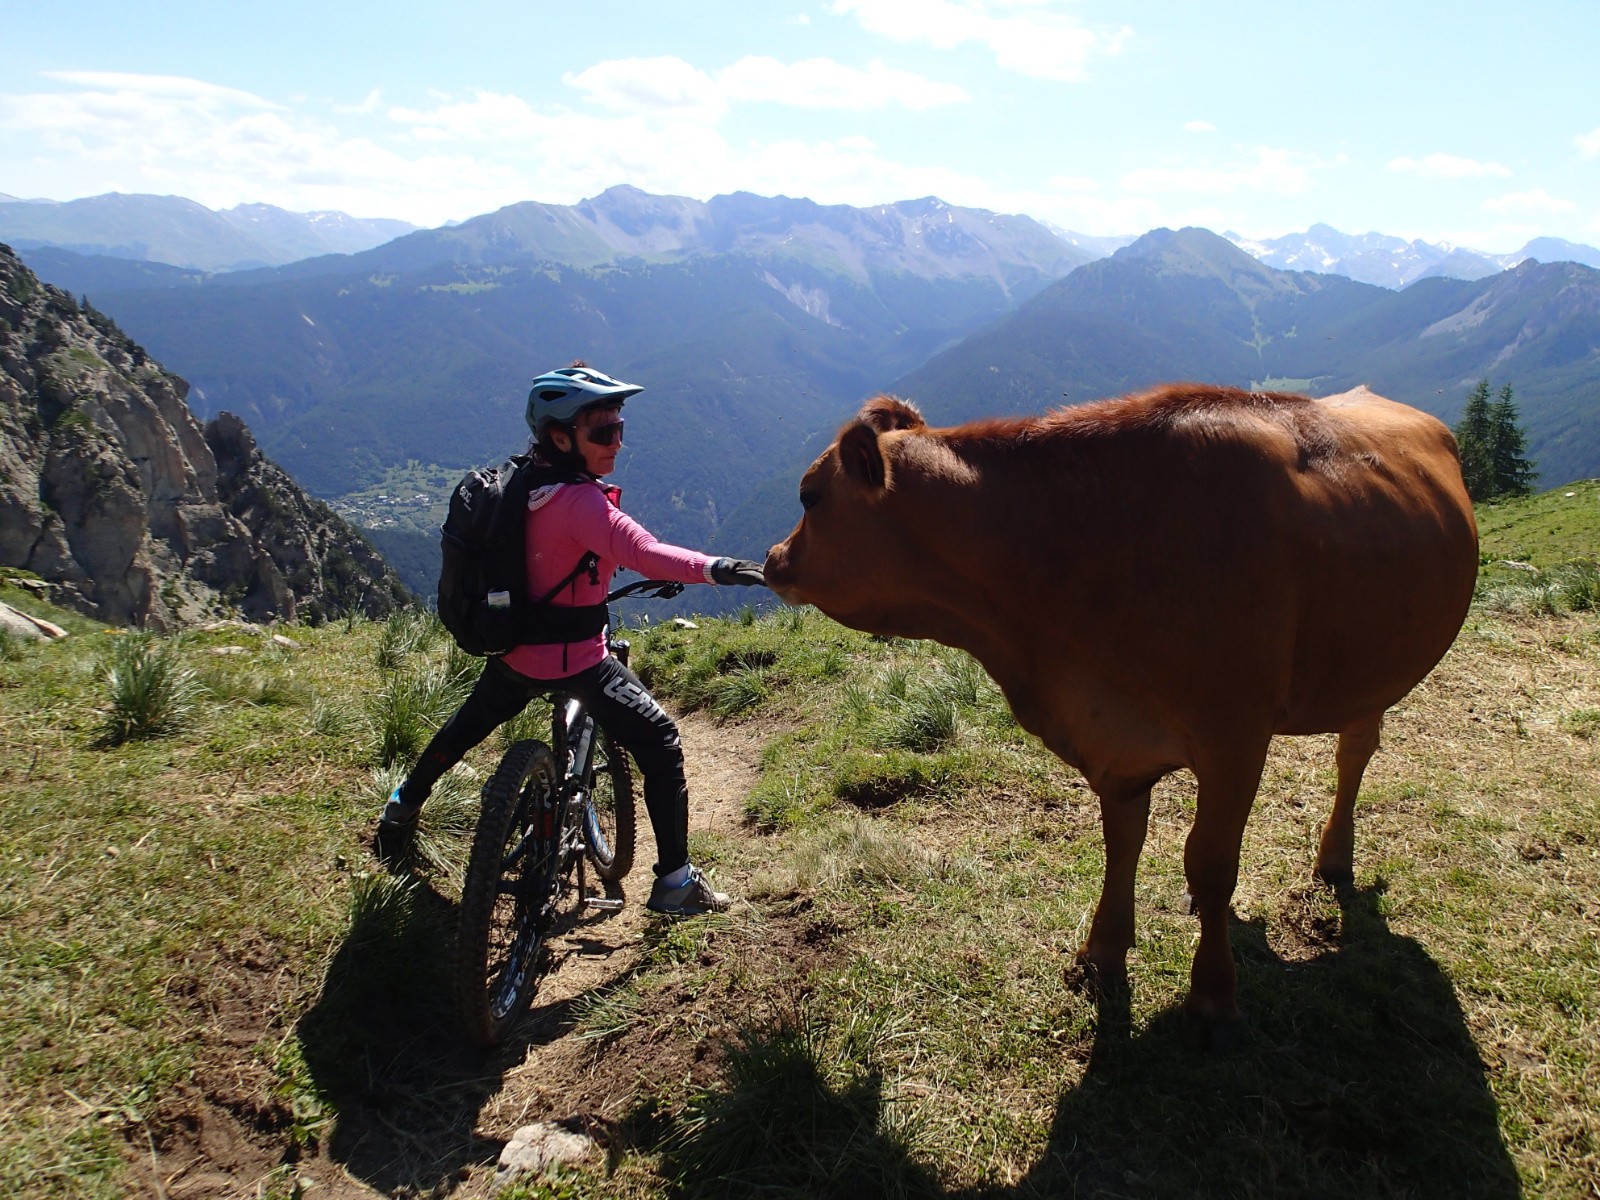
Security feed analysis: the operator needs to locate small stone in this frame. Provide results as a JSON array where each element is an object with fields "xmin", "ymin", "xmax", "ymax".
[
  {"xmin": 496, "ymin": 1120, "xmax": 596, "ymax": 1180},
  {"xmin": 271, "ymin": 633, "xmax": 300, "ymax": 649},
  {"xmin": 209, "ymin": 645, "xmax": 250, "ymax": 656},
  {"xmin": 671, "ymin": 617, "xmax": 699, "ymax": 629}
]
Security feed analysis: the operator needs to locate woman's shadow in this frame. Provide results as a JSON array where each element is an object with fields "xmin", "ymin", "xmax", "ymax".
[
  {"xmin": 989, "ymin": 880, "xmax": 1521, "ymax": 1198},
  {"xmin": 290, "ymin": 869, "xmax": 612, "ymax": 1194}
]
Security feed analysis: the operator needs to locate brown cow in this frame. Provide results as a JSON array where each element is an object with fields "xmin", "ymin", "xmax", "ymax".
[{"xmin": 764, "ymin": 383, "xmax": 1478, "ymax": 1037}]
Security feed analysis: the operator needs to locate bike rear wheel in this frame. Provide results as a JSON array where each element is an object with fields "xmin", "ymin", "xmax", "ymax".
[
  {"xmin": 456, "ymin": 739, "xmax": 569, "ymax": 1046},
  {"xmin": 584, "ymin": 729, "xmax": 636, "ymax": 883}
]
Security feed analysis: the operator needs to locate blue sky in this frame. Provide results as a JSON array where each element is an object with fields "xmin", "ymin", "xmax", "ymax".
[{"xmin": 3, "ymin": 0, "xmax": 1598, "ymax": 252}]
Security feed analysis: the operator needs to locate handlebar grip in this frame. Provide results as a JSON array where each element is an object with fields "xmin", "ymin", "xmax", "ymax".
[{"xmin": 606, "ymin": 579, "xmax": 686, "ymax": 603}]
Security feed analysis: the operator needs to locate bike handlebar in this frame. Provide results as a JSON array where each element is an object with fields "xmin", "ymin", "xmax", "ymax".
[{"xmin": 606, "ymin": 578, "xmax": 686, "ymax": 603}]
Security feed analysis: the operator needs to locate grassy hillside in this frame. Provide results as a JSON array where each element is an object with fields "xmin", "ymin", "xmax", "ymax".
[
  {"xmin": 1476, "ymin": 476, "xmax": 1600, "ymax": 565},
  {"xmin": 2, "ymin": 508, "xmax": 1597, "ymax": 1196}
]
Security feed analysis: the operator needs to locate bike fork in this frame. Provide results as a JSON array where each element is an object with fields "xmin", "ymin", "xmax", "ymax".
[{"xmin": 560, "ymin": 703, "xmax": 627, "ymax": 912}]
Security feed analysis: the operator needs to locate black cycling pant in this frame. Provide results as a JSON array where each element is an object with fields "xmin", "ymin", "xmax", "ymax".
[{"xmin": 400, "ymin": 655, "xmax": 690, "ymax": 877}]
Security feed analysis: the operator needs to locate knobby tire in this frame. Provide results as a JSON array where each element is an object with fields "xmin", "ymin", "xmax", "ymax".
[
  {"xmin": 584, "ymin": 729, "xmax": 635, "ymax": 882},
  {"xmin": 456, "ymin": 739, "xmax": 563, "ymax": 1047}
]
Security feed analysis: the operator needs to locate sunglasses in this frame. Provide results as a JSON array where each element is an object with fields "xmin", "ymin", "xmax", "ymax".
[{"xmin": 583, "ymin": 418, "xmax": 625, "ymax": 447}]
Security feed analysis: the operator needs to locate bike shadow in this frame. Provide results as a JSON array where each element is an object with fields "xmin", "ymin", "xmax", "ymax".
[
  {"xmin": 292, "ymin": 870, "xmax": 631, "ymax": 1194},
  {"xmin": 656, "ymin": 882, "xmax": 1520, "ymax": 1199}
]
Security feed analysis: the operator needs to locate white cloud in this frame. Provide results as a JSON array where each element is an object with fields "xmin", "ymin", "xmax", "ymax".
[
  {"xmin": 564, "ymin": 58, "xmax": 728, "ymax": 120},
  {"xmin": 1483, "ymin": 189, "xmax": 1577, "ymax": 216},
  {"xmin": 0, "ymin": 72, "xmax": 526, "ymax": 225},
  {"xmin": 719, "ymin": 57, "xmax": 968, "ymax": 110},
  {"xmin": 563, "ymin": 55, "xmax": 967, "ymax": 117},
  {"xmin": 1575, "ymin": 126, "xmax": 1600, "ymax": 159},
  {"xmin": 830, "ymin": 0, "xmax": 1130, "ymax": 82},
  {"xmin": 334, "ymin": 88, "xmax": 384, "ymax": 115},
  {"xmin": 1184, "ymin": 120, "xmax": 1216, "ymax": 133},
  {"xmin": 1387, "ymin": 153, "xmax": 1510, "ymax": 179},
  {"xmin": 39, "ymin": 70, "xmax": 277, "ymax": 108},
  {"xmin": 1122, "ymin": 147, "xmax": 1321, "ymax": 196}
]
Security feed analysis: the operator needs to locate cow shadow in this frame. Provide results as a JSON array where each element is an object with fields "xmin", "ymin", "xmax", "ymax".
[
  {"xmin": 660, "ymin": 882, "xmax": 1519, "ymax": 1200},
  {"xmin": 291, "ymin": 874, "xmax": 607, "ymax": 1194},
  {"xmin": 984, "ymin": 881, "xmax": 1522, "ymax": 1198}
]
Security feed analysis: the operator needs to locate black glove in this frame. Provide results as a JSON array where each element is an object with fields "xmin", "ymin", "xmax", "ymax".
[{"xmin": 710, "ymin": 557, "xmax": 766, "ymax": 586}]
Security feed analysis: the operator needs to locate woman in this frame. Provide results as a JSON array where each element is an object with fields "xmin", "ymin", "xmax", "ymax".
[{"xmin": 378, "ymin": 363, "xmax": 765, "ymax": 915}]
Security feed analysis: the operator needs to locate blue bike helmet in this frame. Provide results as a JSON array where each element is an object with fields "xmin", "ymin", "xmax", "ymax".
[{"xmin": 525, "ymin": 364, "xmax": 642, "ymax": 438}]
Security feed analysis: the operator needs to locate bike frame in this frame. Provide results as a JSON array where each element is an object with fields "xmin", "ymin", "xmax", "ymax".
[{"xmin": 542, "ymin": 578, "xmax": 684, "ymax": 911}]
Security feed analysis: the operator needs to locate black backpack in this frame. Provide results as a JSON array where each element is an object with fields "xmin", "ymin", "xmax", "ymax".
[{"xmin": 437, "ymin": 456, "xmax": 607, "ymax": 656}]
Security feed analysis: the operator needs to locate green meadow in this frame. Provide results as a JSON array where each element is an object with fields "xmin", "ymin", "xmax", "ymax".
[{"xmin": 1, "ymin": 482, "xmax": 1596, "ymax": 1198}]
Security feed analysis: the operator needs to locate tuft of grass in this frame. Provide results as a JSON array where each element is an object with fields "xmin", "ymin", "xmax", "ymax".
[
  {"xmin": 666, "ymin": 1005, "xmax": 932, "ymax": 1199},
  {"xmin": 406, "ymin": 767, "xmax": 481, "ymax": 881},
  {"xmin": 707, "ymin": 666, "xmax": 769, "ymax": 716},
  {"xmin": 373, "ymin": 607, "xmax": 438, "ymax": 673},
  {"xmin": 831, "ymin": 748, "xmax": 984, "ymax": 810},
  {"xmin": 574, "ymin": 983, "xmax": 644, "ymax": 1042},
  {"xmin": 365, "ymin": 662, "xmax": 470, "ymax": 765},
  {"xmin": 1478, "ymin": 561, "xmax": 1600, "ymax": 617},
  {"xmin": 309, "ymin": 695, "xmax": 362, "ymax": 738},
  {"xmin": 0, "ymin": 627, "xmax": 27, "ymax": 662},
  {"xmin": 750, "ymin": 815, "xmax": 951, "ymax": 898},
  {"xmin": 197, "ymin": 665, "xmax": 309, "ymax": 707},
  {"xmin": 97, "ymin": 632, "xmax": 201, "ymax": 744},
  {"xmin": 876, "ymin": 684, "xmax": 960, "ymax": 752},
  {"xmin": 497, "ymin": 693, "xmax": 554, "ymax": 748},
  {"xmin": 1560, "ymin": 707, "xmax": 1600, "ymax": 738}
]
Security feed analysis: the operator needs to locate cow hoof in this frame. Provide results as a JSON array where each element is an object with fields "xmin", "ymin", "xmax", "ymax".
[
  {"xmin": 1183, "ymin": 995, "xmax": 1246, "ymax": 1052},
  {"xmin": 1067, "ymin": 956, "xmax": 1127, "ymax": 1000},
  {"xmin": 1199, "ymin": 1014, "xmax": 1248, "ymax": 1054},
  {"xmin": 1183, "ymin": 1004, "xmax": 1248, "ymax": 1053},
  {"xmin": 1313, "ymin": 864, "xmax": 1355, "ymax": 889}
]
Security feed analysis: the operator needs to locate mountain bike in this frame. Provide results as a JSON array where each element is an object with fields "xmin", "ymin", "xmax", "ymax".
[{"xmin": 455, "ymin": 578, "xmax": 684, "ymax": 1047}]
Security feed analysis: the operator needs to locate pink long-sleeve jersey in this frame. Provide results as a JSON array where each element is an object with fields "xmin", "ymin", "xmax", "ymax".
[{"xmin": 500, "ymin": 478, "xmax": 716, "ymax": 679}]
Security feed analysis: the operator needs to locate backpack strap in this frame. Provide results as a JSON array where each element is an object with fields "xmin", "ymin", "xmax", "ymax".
[
  {"xmin": 510, "ymin": 465, "xmax": 608, "ymax": 645},
  {"xmin": 532, "ymin": 550, "xmax": 601, "ymax": 607}
]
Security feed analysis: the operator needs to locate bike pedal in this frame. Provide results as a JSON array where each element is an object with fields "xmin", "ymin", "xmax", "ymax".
[{"xmin": 583, "ymin": 896, "xmax": 625, "ymax": 911}]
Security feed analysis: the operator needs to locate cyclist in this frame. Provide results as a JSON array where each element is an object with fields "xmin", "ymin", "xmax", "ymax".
[{"xmin": 377, "ymin": 362, "xmax": 765, "ymax": 915}]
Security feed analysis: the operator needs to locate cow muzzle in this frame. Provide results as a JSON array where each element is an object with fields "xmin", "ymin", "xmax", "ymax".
[{"xmin": 762, "ymin": 542, "xmax": 804, "ymax": 605}]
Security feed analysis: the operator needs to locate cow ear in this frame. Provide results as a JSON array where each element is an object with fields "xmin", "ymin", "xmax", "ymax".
[
  {"xmin": 858, "ymin": 394, "xmax": 926, "ymax": 433},
  {"xmin": 837, "ymin": 421, "xmax": 886, "ymax": 489}
]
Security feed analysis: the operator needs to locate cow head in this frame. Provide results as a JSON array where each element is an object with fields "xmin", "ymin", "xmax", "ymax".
[{"xmin": 764, "ymin": 396, "xmax": 930, "ymax": 630}]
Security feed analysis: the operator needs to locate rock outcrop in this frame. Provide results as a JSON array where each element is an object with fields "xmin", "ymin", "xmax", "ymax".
[{"xmin": 0, "ymin": 243, "xmax": 409, "ymax": 628}]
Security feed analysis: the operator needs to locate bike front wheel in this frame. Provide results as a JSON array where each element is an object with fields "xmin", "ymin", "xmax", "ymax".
[
  {"xmin": 584, "ymin": 729, "xmax": 636, "ymax": 883},
  {"xmin": 456, "ymin": 739, "xmax": 569, "ymax": 1047}
]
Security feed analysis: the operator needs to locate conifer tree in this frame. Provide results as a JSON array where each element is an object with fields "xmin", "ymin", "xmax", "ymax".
[
  {"xmin": 1487, "ymin": 382, "xmax": 1536, "ymax": 498},
  {"xmin": 1454, "ymin": 378, "xmax": 1495, "ymax": 501}
]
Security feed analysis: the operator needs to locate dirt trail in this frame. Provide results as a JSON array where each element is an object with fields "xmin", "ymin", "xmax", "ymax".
[
  {"xmin": 513, "ymin": 709, "xmax": 765, "ymax": 1008},
  {"xmin": 133, "ymin": 708, "xmax": 772, "ymax": 1200},
  {"xmin": 461, "ymin": 708, "xmax": 772, "ymax": 1183}
]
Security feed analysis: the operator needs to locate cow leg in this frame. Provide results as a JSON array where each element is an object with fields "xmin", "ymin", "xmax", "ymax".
[
  {"xmin": 1076, "ymin": 782, "xmax": 1154, "ymax": 990},
  {"xmin": 1182, "ymin": 745, "xmax": 1269, "ymax": 1038},
  {"xmin": 1314, "ymin": 712, "xmax": 1383, "ymax": 886}
]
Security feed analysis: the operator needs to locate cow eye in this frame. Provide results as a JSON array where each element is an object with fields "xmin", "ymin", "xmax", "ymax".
[{"xmin": 800, "ymin": 488, "xmax": 821, "ymax": 510}]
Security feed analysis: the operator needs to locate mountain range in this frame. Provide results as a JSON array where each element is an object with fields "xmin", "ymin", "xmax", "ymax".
[
  {"xmin": 0, "ymin": 193, "xmax": 416, "ymax": 271},
  {"xmin": 28, "ymin": 191, "xmax": 1087, "ymax": 572},
  {"xmin": 10, "ymin": 188, "xmax": 1600, "ymax": 293},
  {"xmin": 6, "ymin": 187, "xmax": 1600, "ymax": 604},
  {"xmin": 710, "ymin": 227, "xmax": 1600, "ymax": 571},
  {"xmin": 891, "ymin": 228, "xmax": 1600, "ymax": 489},
  {"xmin": 1225, "ymin": 223, "xmax": 1600, "ymax": 289}
]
